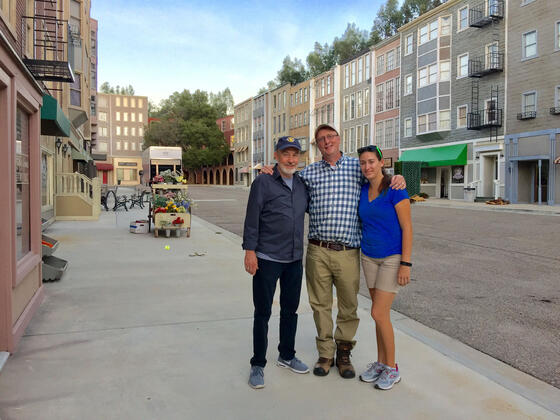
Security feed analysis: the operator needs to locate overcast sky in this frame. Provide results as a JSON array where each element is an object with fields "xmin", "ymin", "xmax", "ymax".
[{"xmin": 91, "ymin": 0, "xmax": 385, "ymax": 106}]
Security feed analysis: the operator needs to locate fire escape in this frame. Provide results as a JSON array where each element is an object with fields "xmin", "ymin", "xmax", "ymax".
[
  {"xmin": 21, "ymin": 0, "xmax": 74, "ymax": 84},
  {"xmin": 466, "ymin": 0, "xmax": 504, "ymax": 142}
]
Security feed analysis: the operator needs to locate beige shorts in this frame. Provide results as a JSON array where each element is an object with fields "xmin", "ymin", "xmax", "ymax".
[{"xmin": 360, "ymin": 253, "xmax": 401, "ymax": 293}]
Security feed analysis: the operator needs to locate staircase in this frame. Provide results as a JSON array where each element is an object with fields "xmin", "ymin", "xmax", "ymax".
[{"xmin": 55, "ymin": 173, "xmax": 101, "ymax": 220}]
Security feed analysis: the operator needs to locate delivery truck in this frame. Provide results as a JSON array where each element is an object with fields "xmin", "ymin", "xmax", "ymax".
[{"xmin": 141, "ymin": 146, "xmax": 183, "ymax": 185}]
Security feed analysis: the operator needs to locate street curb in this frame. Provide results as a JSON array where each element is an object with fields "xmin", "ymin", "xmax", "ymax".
[
  {"xmin": 194, "ymin": 214, "xmax": 560, "ymax": 416},
  {"xmin": 413, "ymin": 201, "xmax": 560, "ymax": 216}
]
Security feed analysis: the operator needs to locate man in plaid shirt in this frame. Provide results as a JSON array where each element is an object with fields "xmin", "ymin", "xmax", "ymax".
[{"xmin": 300, "ymin": 124, "xmax": 406, "ymax": 379}]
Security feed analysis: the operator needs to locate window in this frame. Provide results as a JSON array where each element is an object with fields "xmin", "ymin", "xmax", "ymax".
[
  {"xmin": 131, "ymin": 112, "xmax": 136, "ymax": 122},
  {"xmin": 116, "ymin": 141, "xmax": 121, "ymax": 150},
  {"xmin": 357, "ymin": 91, "xmax": 363, "ymax": 118},
  {"xmin": 327, "ymin": 104, "xmax": 333, "ymax": 123},
  {"xmin": 439, "ymin": 110, "xmax": 450, "ymax": 130},
  {"xmin": 457, "ymin": 105, "xmax": 468, "ymax": 128},
  {"xmin": 428, "ymin": 112, "xmax": 437, "ymax": 131},
  {"xmin": 70, "ymin": 76, "xmax": 81, "ymax": 106},
  {"xmin": 116, "ymin": 97, "xmax": 121, "ymax": 106},
  {"xmin": 404, "ymin": 118, "xmax": 412, "ymax": 137},
  {"xmin": 304, "ymin": 87, "xmax": 308, "ymax": 102},
  {"xmin": 351, "ymin": 61, "xmax": 356, "ymax": 85},
  {"xmin": 139, "ymin": 127, "xmax": 144, "ymax": 136},
  {"xmin": 441, "ymin": 16, "xmax": 451, "ymax": 36},
  {"xmin": 344, "ymin": 95, "xmax": 350, "ymax": 121},
  {"xmin": 356, "ymin": 125, "xmax": 362, "ymax": 149},
  {"xmin": 405, "ymin": 74, "xmax": 413, "ymax": 95},
  {"xmin": 522, "ymin": 30, "xmax": 537, "ymax": 59},
  {"xmin": 350, "ymin": 127, "xmax": 356, "ymax": 151},
  {"xmin": 358, "ymin": 58, "xmax": 363, "ymax": 83},
  {"xmin": 556, "ymin": 21, "xmax": 560, "ymax": 50},
  {"xmin": 365, "ymin": 54, "xmax": 370, "ymax": 79},
  {"xmin": 556, "ymin": 86, "xmax": 560, "ymax": 106},
  {"xmin": 116, "ymin": 111, "xmax": 121, "ymax": 121},
  {"xmin": 364, "ymin": 124, "xmax": 369, "ymax": 143},
  {"xmin": 97, "ymin": 142, "xmax": 108, "ymax": 152},
  {"xmin": 419, "ymin": 25, "xmax": 428, "ymax": 44},
  {"xmin": 131, "ymin": 98, "xmax": 136, "ymax": 108},
  {"xmin": 123, "ymin": 97, "xmax": 128, "ymax": 107},
  {"xmin": 375, "ymin": 122, "xmax": 384, "ymax": 145},
  {"xmin": 327, "ymin": 76, "xmax": 332, "ymax": 94},
  {"xmin": 124, "ymin": 112, "xmax": 128, "ymax": 122},
  {"xmin": 458, "ymin": 7, "xmax": 468, "ymax": 31},
  {"xmin": 132, "ymin": 142, "xmax": 136, "ymax": 151},
  {"xmin": 395, "ymin": 78, "xmax": 400, "ymax": 108},
  {"xmin": 350, "ymin": 93, "xmax": 356, "ymax": 119},
  {"xmin": 418, "ymin": 115, "xmax": 427, "ymax": 133},
  {"xmin": 304, "ymin": 111, "xmax": 308, "ymax": 125},
  {"xmin": 345, "ymin": 64, "xmax": 350, "ymax": 88},
  {"xmin": 139, "ymin": 113, "xmax": 143, "ymax": 122},
  {"xmin": 396, "ymin": 47, "xmax": 401, "ymax": 68},
  {"xmin": 376, "ymin": 55, "xmax": 385, "ymax": 76},
  {"xmin": 522, "ymin": 91, "xmax": 536, "ymax": 113},
  {"xmin": 428, "ymin": 64, "xmax": 438, "ymax": 84},
  {"xmin": 458, "ymin": 54, "xmax": 469, "ymax": 78},
  {"xmin": 138, "ymin": 99, "xmax": 143, "ymax": 108},
  {"xmin": 419, "ymin": 67, "xmax": 428, "ymax": 87},
  {"xmin": 386, "ymin": 50, "xmax": 395, "ymax": 72},
  {"xmin": 364, "ymin": 88, "xmax": 370, "ymax": 115},
  {"xmin": 131, "ymin": 127, "xmax": 136, "ymax": 136},
  {"xmin": 440, "ymin": 61, "xmax": 450, "ymax": 81},
  {"xmin": 321, "ymin": 79, "xmax": 325, "ymax": 97},
  {"xmin": 15, "ymin": 108, "xmax": 30, "ymax": 259},
  {"xmin": 385, "ymin": 119, "xmax": 394, "ymax": 148},
  {"xmin": 386, "ymin": 80, "xmax": 394, "ymax": 110},
  {"xmin": 429, "ymin": 21, "xmax": 438, "ymax": 40},
  {"xmin": 99, "ymin": 111, "xmax": 107, "ymax": 121},
  {"xmin": 376, "ymin": 84, "xmax": 384, "ymax": 112},
  {"xmin": 124, "ymin": 127, "xmax": 129, "ymax": 136},
  {"xmin": 116, "ymin": 126, "xmax": 121, "ymax": 135},
  {"xmin": 405, "ymin": 34, "xmax": 413, "ymax": 55},
  {"xmin": 485, "ymin": 42, "xmax": 499, "ymax": 69},
  {"xmin": 100, "ymin": 127, "xmax": 107, "ymax": 137}
]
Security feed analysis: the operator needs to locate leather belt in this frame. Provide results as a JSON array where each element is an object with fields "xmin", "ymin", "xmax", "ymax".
[{"xmin": 309, "ymin": 239, "xmax": 357, "ymax": 251}]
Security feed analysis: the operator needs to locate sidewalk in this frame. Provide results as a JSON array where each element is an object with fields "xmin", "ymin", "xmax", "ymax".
[
  {"xmin": 411, "ymin": 197, "xmax": 560, "ymax": 216},
  {"xmin": 0, "ymin": 209, "xmax": 558, "ymax": 420}
]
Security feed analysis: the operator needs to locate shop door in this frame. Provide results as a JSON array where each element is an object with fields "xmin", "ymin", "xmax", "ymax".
[
  {"xmin": 102, "ymin": 170, "xmax": 108, "ymax": 184},
  {"xmin": 533, "ymin": 160, "xmax": 549, "ymax": 204},
  {"xmin": 440, "ymin": 168, "xmax": 449, "ymax": 198}
]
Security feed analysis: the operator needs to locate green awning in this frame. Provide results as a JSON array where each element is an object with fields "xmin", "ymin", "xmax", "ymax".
[
  {"xmin": 399, "ymin": 144, "xmax": 467, "ymax": 167},
  {"xmin": 40, "ymin": 94, "xmax": 71, "ymax": 137},
  {"xmin": 71, "ymin": 148, "xmax": 92, "ymax": 162}
]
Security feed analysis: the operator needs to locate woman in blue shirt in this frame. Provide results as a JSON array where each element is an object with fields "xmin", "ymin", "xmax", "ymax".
[{"xmin": 357, "ymin": 145, "xmax": 413, "ymax": 391}]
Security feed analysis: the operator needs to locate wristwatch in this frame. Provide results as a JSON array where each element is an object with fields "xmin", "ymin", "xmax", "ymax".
[{"xmin": 400, "ymin": 261, "xmax": 412, "ymax": 267}]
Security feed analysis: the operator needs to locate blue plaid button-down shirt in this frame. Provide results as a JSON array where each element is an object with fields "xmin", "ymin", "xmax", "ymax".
[{"xmin": 299, "ymin": 154, "xmax": 365, "ymax": 248}]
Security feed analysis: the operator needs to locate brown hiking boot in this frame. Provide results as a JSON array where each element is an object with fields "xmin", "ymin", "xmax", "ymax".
[
  {"xmin": 313, "ymin": 357, "xmax": 334, "ymax": 377},
  {"xmin": 336, "ymin": 342, "xmax": 355, "ymax": 379}
]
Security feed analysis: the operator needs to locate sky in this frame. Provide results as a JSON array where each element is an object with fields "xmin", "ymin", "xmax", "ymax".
[{"xmin": 91, "ymin": 0, "xmax": 386, "ymax": 106}]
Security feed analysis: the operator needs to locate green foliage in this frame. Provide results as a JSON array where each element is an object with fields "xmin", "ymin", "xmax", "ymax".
[
  {"xmin": 370, "ymin": 0, "xmax": 404, "ymax": 41},
  {"xmin": 209, "ymin": 88, "xmax": 234, "ymax": 117},
  {"xmin": 276, "ymin": 56, "xmax": 307, "ymax": 86},
  {"xmin": 306, "ymin": 42, "xmax": 337, "ymax": 77},
  {"xmin": 143, "ymin": 89, "xmax": 229, "ymax": 170},
  {"xmin": 99, "ymin": 82, "xmax": 135, "ymax": 96},
  {"xmin": 332, "ymin": 23, "xmax": 370, "ymax": 63}
]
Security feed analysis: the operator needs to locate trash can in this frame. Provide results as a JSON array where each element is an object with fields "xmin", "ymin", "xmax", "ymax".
[{"xmin": 464, "ymin": 187, "xmax": 476, "ymax": 202}]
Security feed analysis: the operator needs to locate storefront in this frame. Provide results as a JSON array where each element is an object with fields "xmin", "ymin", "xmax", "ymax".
[
  {"xmin": 112, "ymin": 157, "xmax": 142, "ymax": 186},
  {"xmin": 0, "ymin": 38, "xmax": 45, "ymax": 352},
  {"xmin": 505, "ymin": 129, "xmax": 560, "ymax": 205},
  {"xmin": 95, "ymin": 162, "xmax": 113, "ymax": 185},
  {"xmin": 400, "ymin": 143, "xmax": 470, "ymax": 200}
]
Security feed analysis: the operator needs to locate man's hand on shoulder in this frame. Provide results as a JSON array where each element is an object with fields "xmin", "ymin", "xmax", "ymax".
[
  {"xmin": 244, "ymin": 250, "xmax": 258, "ymax": 275},
  {"xmin": 390, "ymin": 175, "xmax": 407, "ymax": 190},
  {"xmin": 260, "ymin": 165, "xmax": 274, "ymax": 175}
]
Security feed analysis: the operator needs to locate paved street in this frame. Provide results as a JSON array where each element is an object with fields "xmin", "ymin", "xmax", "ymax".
[{"xmin": 188, "ymin": 184, "xmax": 560, "ymax": 388}]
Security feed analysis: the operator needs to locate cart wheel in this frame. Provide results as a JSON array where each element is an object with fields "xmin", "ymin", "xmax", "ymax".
[{"xmin": 186, "ymin": 228, "xmax": 191, "ymax": 238}]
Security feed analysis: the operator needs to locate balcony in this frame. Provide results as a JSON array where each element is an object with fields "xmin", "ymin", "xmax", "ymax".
[
  {"xmin": 467, "ymin": 109, "xmax": 503, "ymax": 130},
  {"xmin": 468, "ymin": 52, "xmax": 504, "ymax": 77},
  {"xmin": 550, "ymin": 107, "xmax": 560, "ymax": 115},
  {"xmin": 469, "ymin": 0, "xmax": 504, "ymax": 28},
  {"xmin": 517, "ymin": 111, "xmax": 537, "ymax": 120},
  {"xmin": 21, "ymin": 13, "xmax": 74, "ymax": 83}
]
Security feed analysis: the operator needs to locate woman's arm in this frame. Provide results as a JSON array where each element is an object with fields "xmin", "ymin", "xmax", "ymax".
[{"xmin": 395, "ymin": 198, "xmax": 413, "ymax": 286}]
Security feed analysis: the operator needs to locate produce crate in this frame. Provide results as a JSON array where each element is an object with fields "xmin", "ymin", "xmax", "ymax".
[{"xmin": 154, "ymin": 211, "xmax": 191, "ymax": 238}]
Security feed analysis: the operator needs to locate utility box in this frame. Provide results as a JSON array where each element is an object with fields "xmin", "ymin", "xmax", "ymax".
[{"xmin": 464, "ymin": 187, "xmax": 476, "ymax": 202}]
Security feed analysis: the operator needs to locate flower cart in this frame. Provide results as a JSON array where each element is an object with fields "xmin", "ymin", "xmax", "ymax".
[{"xmin": 148, "ymin": 171, "xmax": 193, "ymax": 238}]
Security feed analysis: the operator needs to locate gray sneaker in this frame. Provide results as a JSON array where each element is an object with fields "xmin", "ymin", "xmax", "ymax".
[
  {"xmin": 276, "ymin": 356, "xmax": 310, "ymax": 374},
  {"xmin": 249, "ymin": 366, "xmax": 264, "ymax": 389},
  {"xmin": 359, "ymin": 361, "xmax": 385, "ymax": 383},
  {"xmin": 375, "ymin": 365, "xmax": 401, "ymax": 390}
]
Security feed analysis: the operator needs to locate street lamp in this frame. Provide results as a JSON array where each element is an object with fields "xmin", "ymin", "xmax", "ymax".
[
  {"xmin": 55, "ymin": 138, "xmax": 62, "ymax": 153},
  {"xmin": 62, "ymin": 144, "xmax": 69, "ymax": 156}
]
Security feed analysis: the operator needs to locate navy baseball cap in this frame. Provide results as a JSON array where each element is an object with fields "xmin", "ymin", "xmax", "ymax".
[{"xmin": 275, "ymin": 136, "xmax": 302, "ymax": 151}]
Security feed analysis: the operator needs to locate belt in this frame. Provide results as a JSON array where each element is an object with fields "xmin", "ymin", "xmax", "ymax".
[{"xmin": 309, "ymin": 239, "xmax": 357, "ymax": 251}]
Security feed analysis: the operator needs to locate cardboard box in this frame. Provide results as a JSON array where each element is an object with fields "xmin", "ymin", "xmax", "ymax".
[{"xmin": 130, "ymin": 220, "xmax": 149, "ymax": 234}]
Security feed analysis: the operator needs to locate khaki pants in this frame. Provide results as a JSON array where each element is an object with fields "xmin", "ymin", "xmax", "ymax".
[{"xmin": 305, "ymin": 244, "xmax": 360, "ymax": 358}]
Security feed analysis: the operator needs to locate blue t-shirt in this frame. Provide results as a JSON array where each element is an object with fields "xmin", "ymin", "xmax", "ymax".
[{"xmin": 359, "ymin": 183, "xmax": 409, "ymax": 258}]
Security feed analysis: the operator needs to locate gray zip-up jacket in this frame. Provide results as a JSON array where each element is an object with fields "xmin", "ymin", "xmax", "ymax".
[{"xmin": 242, "ymin": 166, "xmax": 309, "ymax": 261}]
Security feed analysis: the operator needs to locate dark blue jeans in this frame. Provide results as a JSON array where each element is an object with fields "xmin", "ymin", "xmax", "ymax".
[{"xmin": 250, "ymin": 258, "xmax": 303, "ymax": 367}]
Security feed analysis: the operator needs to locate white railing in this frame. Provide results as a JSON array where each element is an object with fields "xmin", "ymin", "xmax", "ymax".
[{"xmin": 56, "ymin": 173, "xmax": 101, "ymax": 216}]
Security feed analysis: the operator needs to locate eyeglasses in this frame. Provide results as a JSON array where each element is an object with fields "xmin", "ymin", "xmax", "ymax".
[
  {"xmin": 316, "ymin": 133, "xmax": 339, "ymax": 143},
  {"xmin": 357, "ymin": 145, "xmax": 383, "ymax": 158}
]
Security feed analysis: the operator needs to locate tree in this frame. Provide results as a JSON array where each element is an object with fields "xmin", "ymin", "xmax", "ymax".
[
  {"xmin": 209, "ymin": 87, "xmax": 234, "ymax": 117},
  {"xmin": 371, "ymin": 0, "xmax": 404, "ymax": 41},
  {"xmin": 99, "ymin": 82, "xmax": 136, "ymax": 95},
  {"xmin": 276, "ymin": 56, "xmax": 307, "ymax": 86},
  {"xmin": 306, "ymin": 42, "xmax": 336, "ymax": 77},
  {"xmin": 143, "ymin": 89, "xmax": 229, "ymax": 170},
  {"xmin": 332, "ymin": 23, "xmax": 370, "ymax": 64}
]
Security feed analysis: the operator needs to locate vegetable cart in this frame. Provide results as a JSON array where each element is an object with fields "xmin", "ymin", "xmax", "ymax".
[{"xmin": 148, "ymin": 183, "xmax": 192, "ymax": 238}]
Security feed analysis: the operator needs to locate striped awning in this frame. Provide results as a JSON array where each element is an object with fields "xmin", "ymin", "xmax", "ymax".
[{"xmin": 555, "ymin": 156, "xmax": 560, "ymax": 164}]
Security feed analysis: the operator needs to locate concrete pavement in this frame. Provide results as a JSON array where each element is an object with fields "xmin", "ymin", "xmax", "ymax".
[{"xmin": 0, "ymin": 209, "xmax": 559, "ymax": 420}]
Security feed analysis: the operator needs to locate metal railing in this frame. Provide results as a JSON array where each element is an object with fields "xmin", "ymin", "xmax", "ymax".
[{"xmin": 516, "ymin": 111, "xmax": 537, "ymax": 120}]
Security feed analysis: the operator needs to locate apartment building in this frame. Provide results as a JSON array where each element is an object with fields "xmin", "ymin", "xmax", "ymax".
[
  {"xmin": 89, "ymin": 18, "xmax": 98, "ymax": 161},
  {"xmin": 269, "ymin": 83, "xmax": 290, "ymax": 163},
  {"xmin": 94, "ymin": 93, "xmax": 148, "ymax": 185},
  {"xmin": 311, "ymin": 69, "xmax": 335, "ymax": 162},
  {"xmin": 340, "ymin": 49, "xmax": 372, "ymax": 157},
  {"xmin": 252, "ymin": 92, "xmax": 268, "ymax": 178},
  {"xmin": 504, "ymin": 0, "xmax": 560, "ymax": 205},
  {"xmin": 289, "ymin": 79, "xmax": 311, "ymax": 167},
  {"xmin": 233, "ymin": 98, "xmax": 252, "ymax": 186},
  {"xmin": 372, "ymin": 35, "xmax": 401, "ymax": 172},
  {"xmin": 399, "ymin": 0, "xmax": 506, "ymax": 200}
]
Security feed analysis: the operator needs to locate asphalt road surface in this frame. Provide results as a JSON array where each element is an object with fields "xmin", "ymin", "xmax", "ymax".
[{"xmin": 187, "ymin": 185, "xmax": 560, "ymax": 388}]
